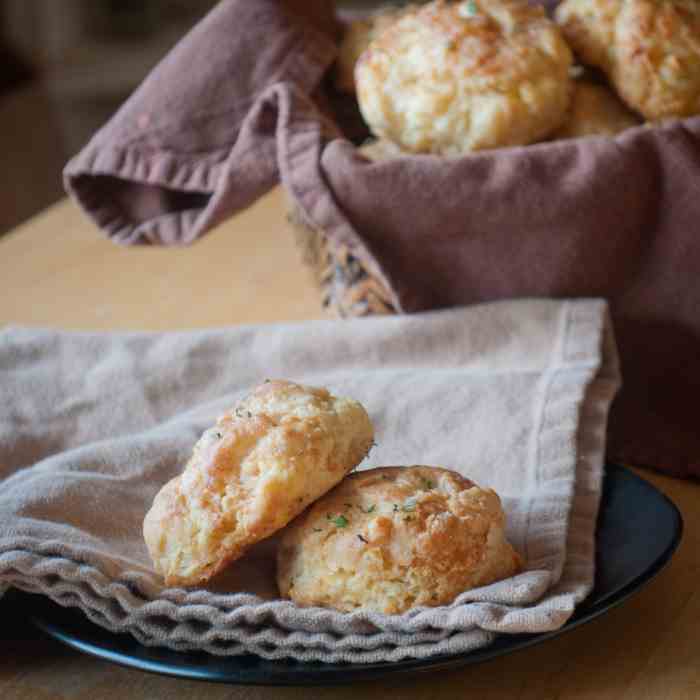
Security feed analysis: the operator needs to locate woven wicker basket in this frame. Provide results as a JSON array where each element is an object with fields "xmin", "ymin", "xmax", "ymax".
[
  {"xmin": 286, "ymin": 81, "xmax": 403, "ymax": 318},
  {"xmin": 286, "ymin": 200, "xmax": 397, "ymax": 318}
]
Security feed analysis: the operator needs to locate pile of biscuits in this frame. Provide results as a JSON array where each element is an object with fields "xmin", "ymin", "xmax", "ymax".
[
  {"xmin": 335, "ymin": 0, "xmax": 700, "ymax": 157},
  {"xmin": 143, "ymin": 380, "xmax": 522, "ymax": 614}
]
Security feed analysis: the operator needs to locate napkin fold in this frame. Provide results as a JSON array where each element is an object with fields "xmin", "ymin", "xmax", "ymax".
[
  {"xmin": 0, "ymin": 299, "xmax": 619, "ymax": 662},
  {"xmin": 63, "ymin": 0, "xmax": 340, "ymax": 246},
  {"xmin": 64, "ymin": 0, "xmax": 700, "ymax": 478}
]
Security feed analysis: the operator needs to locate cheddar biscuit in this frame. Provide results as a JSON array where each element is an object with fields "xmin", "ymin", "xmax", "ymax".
[
  {"xmin": 143, "ymin": 380, "xmax": 374, "ymax": 586},
  {"xmin": 277, "ymin": 466, "xmax": 523, "ymax": 614},
  {"xmin": 355, "ymin": 0, "xmax": 573, "ymax": 155},
  {"xmin": 553, "ymin": 80, "xmax": 640, "ymax": 138},
  {"xmin": 556, "ymin": 0, "xmax": 700, "ymax": 120}
]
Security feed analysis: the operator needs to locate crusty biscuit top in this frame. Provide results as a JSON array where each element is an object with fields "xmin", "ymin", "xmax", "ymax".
[{"xmin": 355, "ymin": 0, "xmax": 573, "ymax": 153}]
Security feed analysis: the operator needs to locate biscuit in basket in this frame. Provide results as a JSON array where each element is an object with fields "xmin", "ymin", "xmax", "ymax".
[
  {"xmin": 277, "ymin": 466, "xmax": 523, "ymax": 614},
  {"xmin": 355, "ymin": 0, "xmax": 573, "ymax": 155},
  {"xmin": 334, "ymin": 5, "xmax": 417, "ymax": 94},
  {"xmin": 143, "ymin": 380, "xmax": 374, "ymax": 586},
  {"xmin": 556, "ymin": 0, "xmax": 700, "ymax": 121},
  {"xmin": 553, "ymin": 80, "xmax": 641, "ymax": 139},
  {"xmin": 358, "ymin": 138, "xmax": 403, "ymax": 161}
]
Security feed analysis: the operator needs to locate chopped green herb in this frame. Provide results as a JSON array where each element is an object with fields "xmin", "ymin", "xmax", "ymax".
[
  {"xmin": 357, "ymin": 534, "xmax": 369, "ymax": 544},
  {"xmin": 362, "ymin": 504, "xmax": 376, "ymax": 514},
  {"xmin": 214, "ymin": 431, "xmax": 223, "ymax": 439},
  {"xmin": 421, "ymin": 478, "xmax": 435, "ymax": 490},
  {"xmin": 401, "ymin": 498, "xmax": 417, "ymax": 513},
  {"xmin": 332, "ymin": 515, "xmax": 349, "ymax": 528},
  {"xmin": 464, "ymin": 0, "xmax": 478, "ymax": 16},
  {"xmin": 313, "ymin": 528, "xmax": 323, "ymax": 533},
  {"xmin": 392, "ymin": 504, "xmax": 400, "ymax": 512}
]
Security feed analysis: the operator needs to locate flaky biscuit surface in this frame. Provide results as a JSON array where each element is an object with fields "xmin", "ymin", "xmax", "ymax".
[
  {"xmin": 277, "ymin": 466, "xmax": 523, "ymax": 614},
  {"xmin": 143, "ymin": 380, "xmax": 374, "ymax": 586},
  {"xmin": 557, "ymin": 0, "xmax": 700, "ymax": 120},
  {"xmin": 355, "ymin": 0, "xmax": 573, "ymax": 154},
  {"xmin": 553, "ymin": 80, "xmax": 640, "ymax": 138}
]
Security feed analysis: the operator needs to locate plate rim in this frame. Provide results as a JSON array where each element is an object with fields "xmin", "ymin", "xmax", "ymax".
[{"xmin": 25, "ymin": 463, "xmax": 683, "ymax": 686}]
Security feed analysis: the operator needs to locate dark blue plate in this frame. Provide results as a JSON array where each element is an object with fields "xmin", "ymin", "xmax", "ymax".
[{"xmin": 23, "ymin": 463, "xmax": 682, "ymax": 685}]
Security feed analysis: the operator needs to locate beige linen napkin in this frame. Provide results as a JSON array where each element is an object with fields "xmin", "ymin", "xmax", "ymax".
[{"xmin": 0, "ymin": 299, "xmax": 619, "ymax": 663}]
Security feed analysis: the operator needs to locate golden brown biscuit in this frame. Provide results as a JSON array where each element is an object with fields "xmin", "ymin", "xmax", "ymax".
[
  {"xmin": 334, "ymin": 6, "xmax": 417, "ymax": 95},
  {"xmin": 277, "ymin": 466, "xmax": 523, "ymax": 614},
  {"xmin": 355, "ymin": 0, "xmax": 573, "ymax": 155},
  {"xmin": 553, "ymin": 80, "xmax": 641, "ymax": 139},
  {"xmin": 556, "ymin": 0, "xmax": 700, "ymax": 120},
  {"xmin": 143, "ymin": 380, "xmax": 374, "ymax": 586}
]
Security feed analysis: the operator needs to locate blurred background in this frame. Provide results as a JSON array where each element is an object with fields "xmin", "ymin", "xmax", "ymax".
[
  {"xmin": 0, "ymin": 0, "xmax": 388, "ymax": 236},
  {"xmin": 0, "ymin": 0, "xmax": 221, "ymax": 235}
]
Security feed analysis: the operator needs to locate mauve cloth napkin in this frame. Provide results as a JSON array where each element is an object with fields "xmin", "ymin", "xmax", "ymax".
[
  {"xmin": 0, "ymin": 300, "xmax": 618, "ymax": 662},
  {"xmin": 63, "ymin": 0, "xmax": 700, "ymax": 479}
]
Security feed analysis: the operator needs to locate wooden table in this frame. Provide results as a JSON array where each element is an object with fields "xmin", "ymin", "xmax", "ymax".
[{"xmin": 2, "ymin": 194, "xmax": 699, "ymax": 700}]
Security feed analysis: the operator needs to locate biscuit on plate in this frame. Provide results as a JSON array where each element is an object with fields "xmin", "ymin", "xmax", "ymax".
[
  {"xmin": 277, "ymin": 466, "xmax": 523, "ymax": 614},
  {"xmin": 553, "ymin": 80, "xmax": 641, "ymax": 138},
  {"xmin": 334, "ymin": 5, "xmax": 417, "ymax": 94},
  {"xmin": 355, "ymin": 0, "xmax": 573, "ymax": 155},
  {"xmin": 556, "ymin": 0, "xmax": 700, "ymax": 120},
  {"xmin": 143, "ymin": 380, "xmax": 374, "ymax": 586}
]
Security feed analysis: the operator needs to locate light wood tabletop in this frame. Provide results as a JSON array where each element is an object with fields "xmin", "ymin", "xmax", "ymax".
[{"xmin": 2, "ymin": 193, "xmax": 699, "ymax": 700}]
